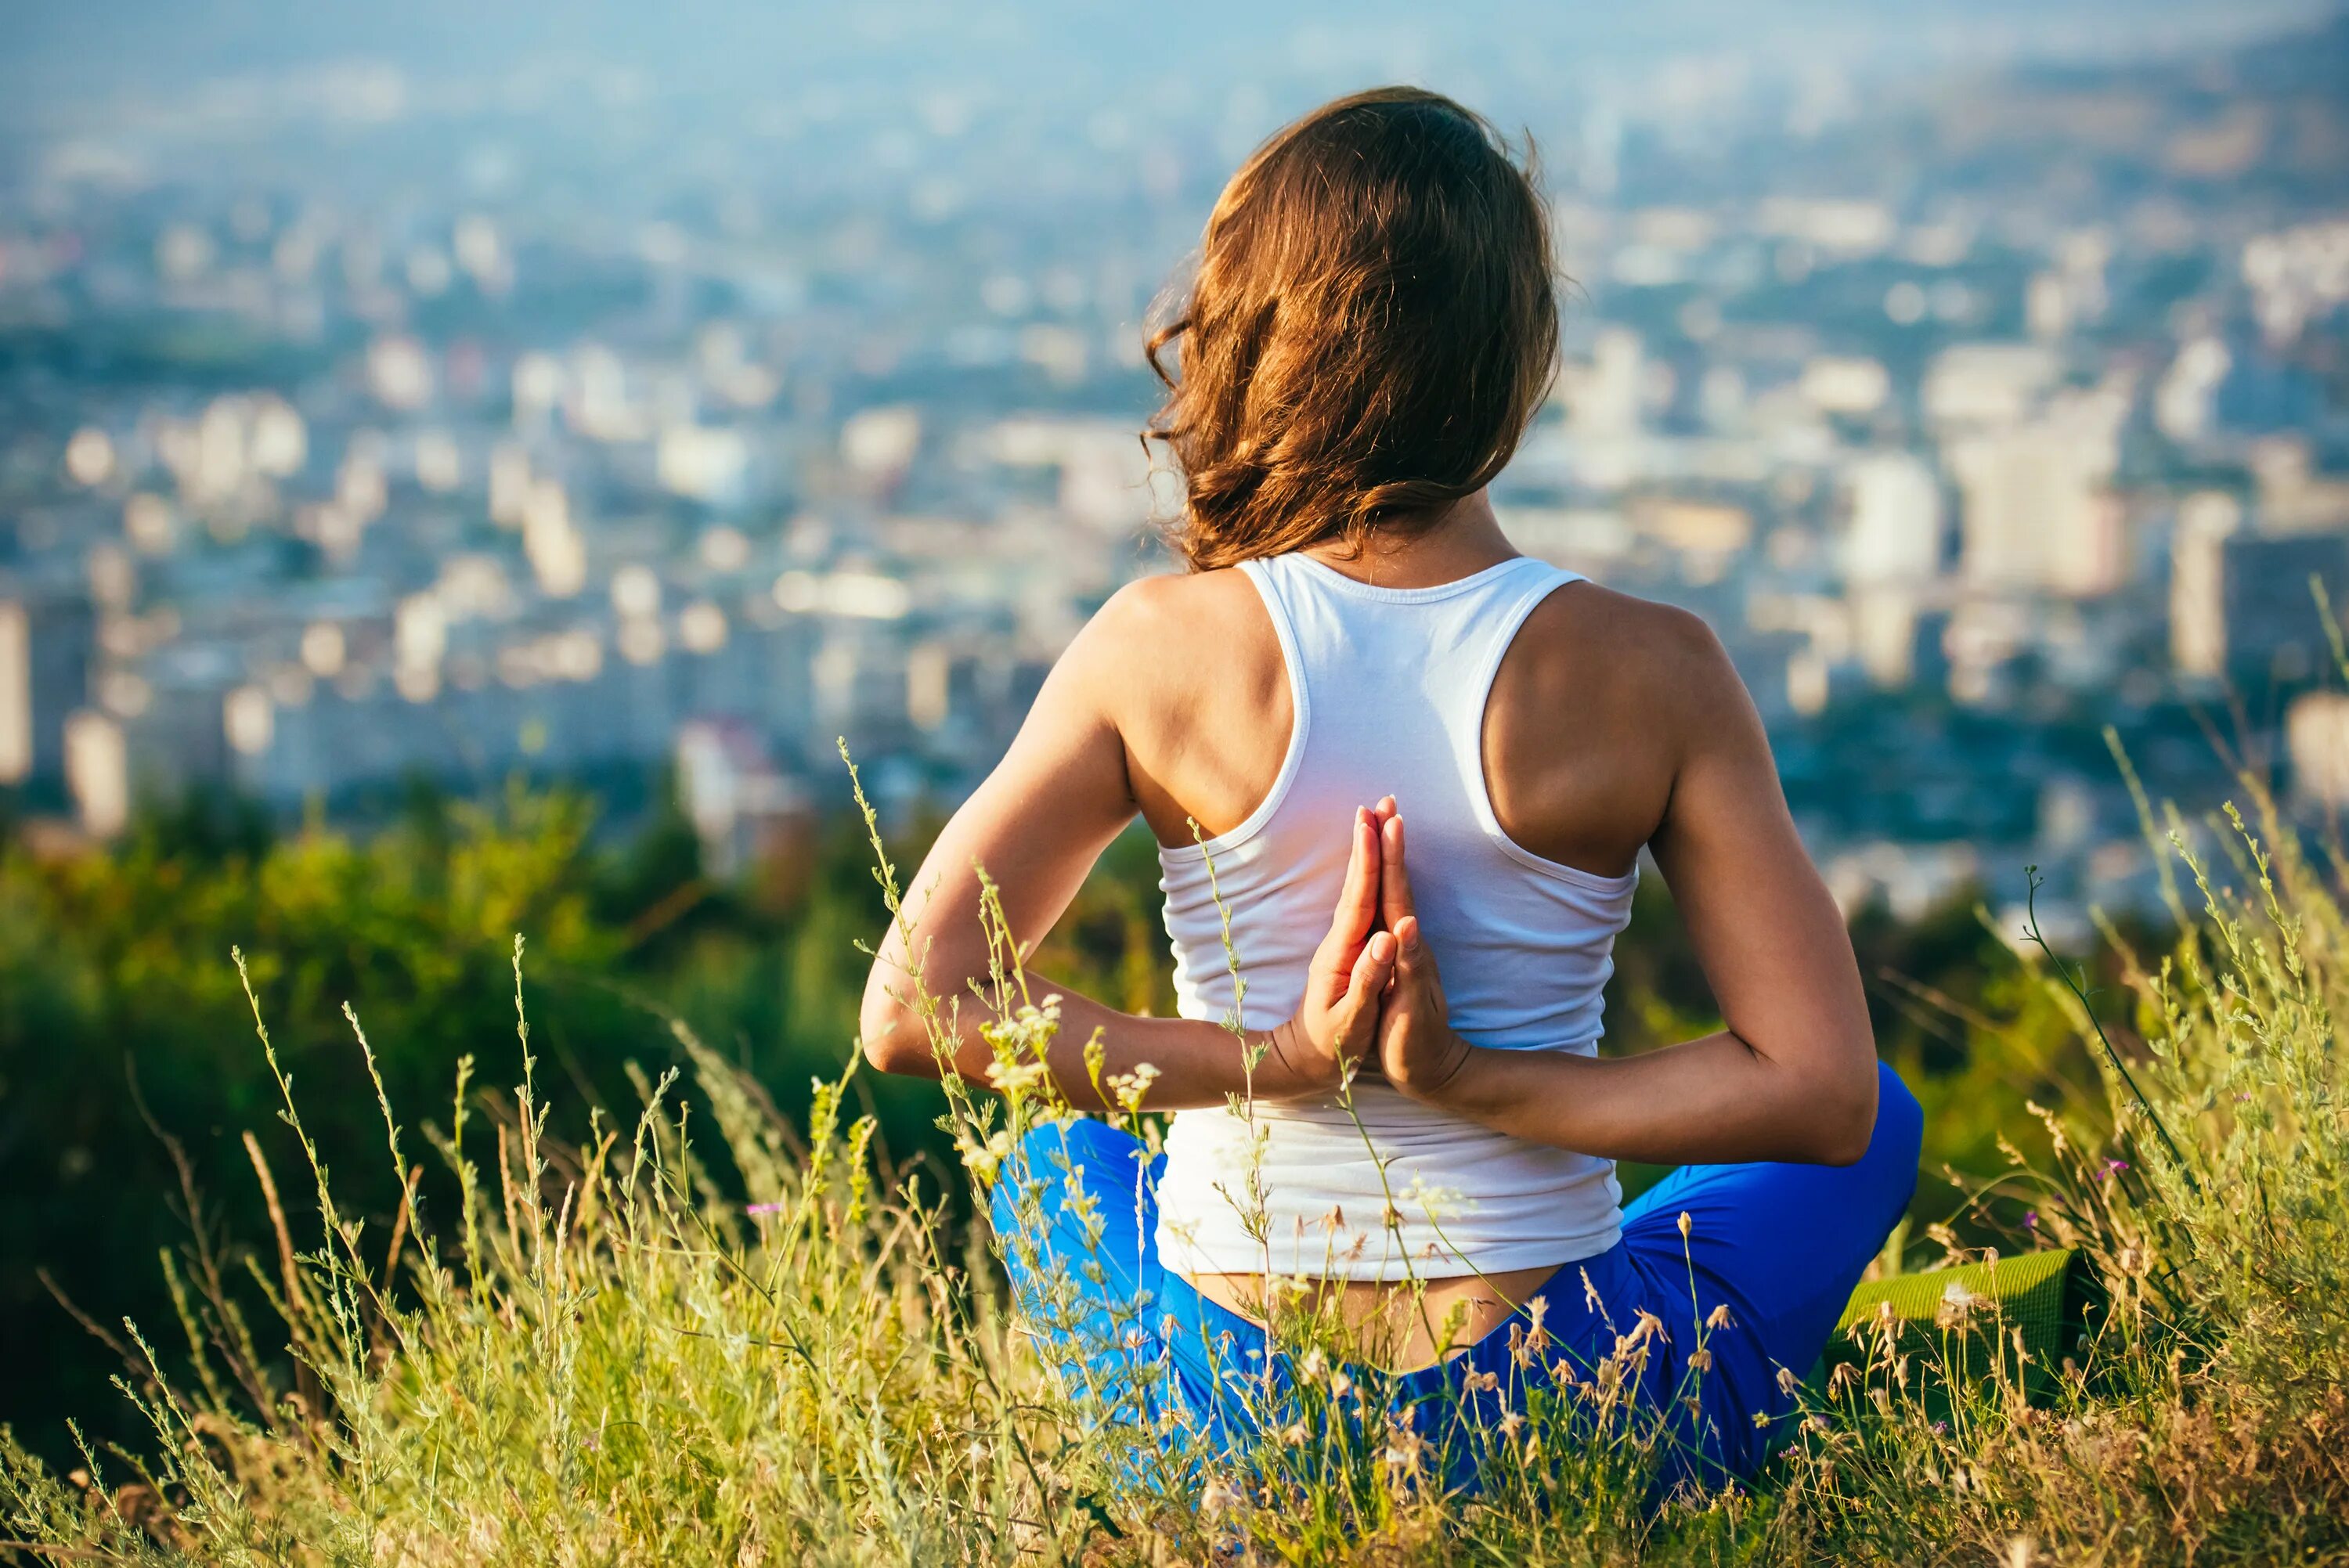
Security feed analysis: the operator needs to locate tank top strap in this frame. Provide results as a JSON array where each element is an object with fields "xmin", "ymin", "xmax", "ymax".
[
  {"xmin": 1466, "ymin": 557, "xmax": 1584, "ymax": 666},
  {"xmin": 1231, "ymin": 552, "xmax": 1314, "ymax": 816},
  {"xmin": 1232, "ymin": 552, "xmax": 1304, "ymax": 653},
  {"xmin": 1439, "ymin": 556, "xmax": 1585, "ymax": 809},
  {"xmin": 1455, "ymin": 557, "xmax": 1585, "ymax": 721}
]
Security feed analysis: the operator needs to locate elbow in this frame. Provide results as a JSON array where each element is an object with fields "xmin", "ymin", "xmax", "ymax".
[
  {"xmin": 1806, "ymin": 1051, "xmax": 1882, "ymax": 1166},
  {"xmin": 859, "ymin": 986, "xmax": 940, "ymax": 1080}
]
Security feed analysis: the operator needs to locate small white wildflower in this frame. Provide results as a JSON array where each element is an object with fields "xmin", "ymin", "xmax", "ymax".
[
  {"xmin": 954, "ymin": 1126, "xmax": 1016, "ymax": 1182},
  {"xmin": 1401, "ymin": 1172, "xmax": 1467, "ymax": 1223},
  {"xmin": 1107, "ymin": 1062, "xmax": 1162, "ymax": 1111},
  {"xmin": 1936, "ymin": 1280, "xmax": 1979, "ymax": 1330},
  {"xmin": 983, "ymin": 1057, "xmax": 1052, "ymax": 1095}
]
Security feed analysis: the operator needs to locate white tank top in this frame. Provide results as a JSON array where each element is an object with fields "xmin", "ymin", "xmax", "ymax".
[{"xmin": 1152, "ymin": 550, "xmax": 1637, "ymax": 1281}]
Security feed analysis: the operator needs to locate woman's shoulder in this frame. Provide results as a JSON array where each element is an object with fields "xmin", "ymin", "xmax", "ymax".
[
  {"xmin": 1055, "ymin": 567, "xmax": 1284, "ymax": 710},
  {"xmin": 1501, "ymin": 580, "xmax": 1752, "ymax": 755},
  {"xmin": 1484, "ymin": 580, "xmax": 1752, "ymax": 865},
  {"xmin": 1084, "ymin": 568, "xmax": 1275, "ymax": 667},
  {"xmin": 1524, "ymin": 579, "xmax": 1733, "ymax": 684},
  {"xmin": 1074, "ymin": 568, "xmax": 1292, "ymax": 842}
]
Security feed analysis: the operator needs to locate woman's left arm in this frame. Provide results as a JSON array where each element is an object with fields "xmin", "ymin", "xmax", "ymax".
[
  {"xmin": 1369, "ymin": 619, "xmax": 1880, "ymax": 1166},
  {"xmin": 858, "ymin": 586, "xmax": 1395, "ymax": 1111}
]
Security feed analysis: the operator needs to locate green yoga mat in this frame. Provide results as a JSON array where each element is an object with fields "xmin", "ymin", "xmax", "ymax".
[{"xmin": 1812, "ymin": 1248, "xmax": 2089, "ymax": 1412}]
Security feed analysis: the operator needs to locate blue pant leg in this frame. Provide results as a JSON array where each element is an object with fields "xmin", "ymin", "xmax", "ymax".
[
  {"xmin": 1618, "ymin": 1060, "xmax": 1925, "ymax": 1479},
  {"xmin": 990, "ymin": 1119, "xmax": 1167, "ymax": 1426},
  {"xmin": 990, "ymin": 1119, "xmax": 1275, "ymax": 1483}
]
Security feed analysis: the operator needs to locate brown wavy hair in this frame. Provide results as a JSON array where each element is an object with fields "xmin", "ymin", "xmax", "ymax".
[{"xmin": 1145, "ymin": 87, "xmax": 1558, "ymax": 571}]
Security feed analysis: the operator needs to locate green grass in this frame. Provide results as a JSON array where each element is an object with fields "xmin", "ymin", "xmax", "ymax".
[{"xmin": 3, "ymin": 764, "xmax": 2345, "ymax": 1566}]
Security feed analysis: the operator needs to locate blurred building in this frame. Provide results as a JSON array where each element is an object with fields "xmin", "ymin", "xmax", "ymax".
[
  {"xmin": 0, "ymin": 586, "xmax": 95, "ymax": 797},
  {"xmin": 2289, "ymin": 691, "xmax": 2349, "ymax": 811},
  {"xmin": 2219, "ymin": 534, "xmax": 2349, "ymax": 686},
  {"xmin": 675, "ymin": 718, "xmax": 814, "ymax": 889}
]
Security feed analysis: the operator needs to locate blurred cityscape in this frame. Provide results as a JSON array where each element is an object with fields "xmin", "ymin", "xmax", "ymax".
[{"xmin": 2, "ymin": 1, "xmax": 2347, "ymax": 935}]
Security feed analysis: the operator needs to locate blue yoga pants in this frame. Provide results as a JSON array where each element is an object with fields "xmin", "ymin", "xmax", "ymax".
[{"xmin": 990, "ymin": 1060, "xmax": 1923, "ymax": 1488}]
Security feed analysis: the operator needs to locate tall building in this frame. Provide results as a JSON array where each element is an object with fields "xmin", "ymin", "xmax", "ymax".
[
  {"xmin": 674, "ymin": 719, "xmax": 810, "ymax": 881},
  {"xmin": 2170, "ymin": 492, "xmax": 2244, "ymax": 679},
  {"xmin": 2288, "ymin": 691, "xmax": 2349, "ymax": 810},
  {"xmin": 1841, "ymin": 453, "xmax": 1943, "ymax": 585},
  {"xmin": 2219, "ymin": 533, "xmax": 2349, "ymax": 684},
  {"xmin": 0, "ymin": 586, "xmax": 96, "ymax": 796},
  {"xmin": 1947, "ymin": 413, "xmax": 2124, "ymax": 597},
  {"xmin": 63, "ymin": 710, "xmax": 128, "ymax": 837},
  {"xmin": 1565, "ymin": 328, "xmax": 1645, "ymax": 439}
]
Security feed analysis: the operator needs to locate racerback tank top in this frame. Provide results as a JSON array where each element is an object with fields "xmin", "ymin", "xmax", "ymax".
[{"xmin": 1153, "ymin": 550, "xmax": 1637, "ymax": 1281}]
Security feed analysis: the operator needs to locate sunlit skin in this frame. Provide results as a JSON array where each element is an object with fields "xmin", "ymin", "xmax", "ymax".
[{"xmin": 861, "ymin": 489, "xmax": 1878, "ymax": 1368}]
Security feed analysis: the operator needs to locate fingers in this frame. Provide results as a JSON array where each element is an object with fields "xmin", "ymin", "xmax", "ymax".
[
  {"xmin": 1379, "ymin": 810, "xmax": 1416, "ymax": 926},
  {"xmin": 1344, "ymin": 928, "xmax": 1398, "ymax": 1015},
  {"xmin": 1391, "ymin": 914, "xmax": 1442, "ymax": 1000},
  {"xmin": 1327, "ymin": 806, "xmax": 1381, "ymax": 947},
  {"xmin": 1391, "ymin": 914, "xmax": 1427, "ymax": 989}
]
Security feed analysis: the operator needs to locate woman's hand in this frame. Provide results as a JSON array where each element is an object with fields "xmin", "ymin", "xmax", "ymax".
[
  {"xmin": 1256, "ymin": 806, "xmax": 1398, "ymax": 1099},
  {"xmin": 1372, "ymin": 811, "xmax": 1474, "ymax": 1101}
]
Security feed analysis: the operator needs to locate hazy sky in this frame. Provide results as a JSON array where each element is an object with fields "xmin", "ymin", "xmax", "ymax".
[{"xmin": 2, "ymin": 0, "xmax": 2334, "ymax": 128}]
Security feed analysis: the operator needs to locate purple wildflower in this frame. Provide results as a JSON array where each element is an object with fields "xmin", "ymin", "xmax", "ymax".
[
  {"xmin": 745, "ymin": 1202, "xmax": 785, "ymax": 1216},
  {"xmin": 2022, "ymin": 1210, "xmax": 2039, "ymax": 1231}
]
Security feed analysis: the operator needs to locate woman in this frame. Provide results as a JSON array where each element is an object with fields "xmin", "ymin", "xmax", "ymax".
[{"xmin": 860, "ymin": 86, "xmax": 1921, "ymax": 1485}]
